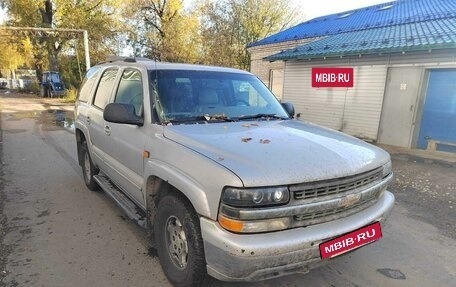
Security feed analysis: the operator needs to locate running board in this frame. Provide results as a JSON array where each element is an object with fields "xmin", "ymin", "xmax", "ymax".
[{"xmin": 94, "ymin": 174, "xmax": 146, "ymax": 228}]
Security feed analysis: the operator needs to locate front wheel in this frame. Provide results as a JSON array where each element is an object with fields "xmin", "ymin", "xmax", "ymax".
[
  {"xmin": 155, "ymin": 194, "xmax": 207, "ymax": 287},
  {"xmin": 81, "ymin": 142, "xmax": 99, "ymax": 191}
]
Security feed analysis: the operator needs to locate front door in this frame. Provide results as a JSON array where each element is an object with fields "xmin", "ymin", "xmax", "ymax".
[
  {"xmin": 378, "ymin": 67, "xmax": 423, "ymax": 147},
  {"xmin": 102, "ymin": 68, "xmax": 147, "ymax": 207}
]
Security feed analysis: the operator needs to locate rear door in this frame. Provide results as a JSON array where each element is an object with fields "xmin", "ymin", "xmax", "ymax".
[
  {"xmin": 87, "ymin": 67, "xmax": 119, "ymax": 167},
  {"xmin": 102, "ymin": 68, "xmax": 147, "ymax": 207}
]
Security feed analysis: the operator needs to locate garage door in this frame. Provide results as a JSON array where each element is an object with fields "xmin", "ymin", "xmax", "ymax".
[
  {"xmin": 417, "ymin": 69, "xmax": 456, "ymax": 152},
  {"xmin": 283, "ymin": 61, "xmax": 387, "ymax": 141}
]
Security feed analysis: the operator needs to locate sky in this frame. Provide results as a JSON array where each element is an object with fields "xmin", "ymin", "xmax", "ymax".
[
  {"xmin": 0, "ymin": 8, "xmax": 6, "ymax": 24},
  {"xmin": 294, "ymin": 0, "xmax": 395, "ymax": 21}
]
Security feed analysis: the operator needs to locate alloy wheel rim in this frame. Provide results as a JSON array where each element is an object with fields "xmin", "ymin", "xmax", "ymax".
[{"xmin": 165, "ymin": 215, "xmax": 189, "ymax": 270}]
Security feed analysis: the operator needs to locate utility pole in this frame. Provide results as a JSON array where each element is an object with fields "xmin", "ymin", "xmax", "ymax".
[{"xmin": 83, "ymin": 30, "xmax": 90, "ymax": 69}]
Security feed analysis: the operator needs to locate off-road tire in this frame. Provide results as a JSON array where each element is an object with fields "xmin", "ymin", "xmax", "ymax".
[
  {"xmin": 81, "ymin": 141, "xmax": 99, "ymax": 191},
  {"xmin": 155, "ymin": 193, "xmax": 207, "ymax": 287}
]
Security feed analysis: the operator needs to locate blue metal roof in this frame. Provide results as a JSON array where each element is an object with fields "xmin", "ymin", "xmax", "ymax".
[
  {"xmin": 267, "ymin": 18, "xmax": 456, "ymax": 61},
  {"xmin": 249, "ymin": 0, "xmax": 456, "ymax": 48}
]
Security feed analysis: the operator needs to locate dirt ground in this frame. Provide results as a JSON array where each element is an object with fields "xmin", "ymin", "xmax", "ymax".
[
  {"xmin": 0, "ymin": 92, "xmax": 455, "ymax": 287},
  {"xmin": 388, "ymin": 153, "xmax": 456, "ymax": 239}
]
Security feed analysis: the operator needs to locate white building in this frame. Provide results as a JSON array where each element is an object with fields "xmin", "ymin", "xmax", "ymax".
[{"xmin": 248, "ymin": 0, "xmax": 456, "ymax": 152}]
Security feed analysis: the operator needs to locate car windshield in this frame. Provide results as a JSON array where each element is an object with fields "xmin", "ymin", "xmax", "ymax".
[{"xmin": 150, "ymin": 69, "xmax": 289, "ymax": 124}]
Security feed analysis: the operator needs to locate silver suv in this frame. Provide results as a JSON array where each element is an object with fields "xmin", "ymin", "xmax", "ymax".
[{"xmin": 75, "ymin": 58, "xmax": 394, "ymax": 286}]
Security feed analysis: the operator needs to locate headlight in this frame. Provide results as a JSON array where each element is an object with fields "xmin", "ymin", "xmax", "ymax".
[
  {"xmin": 222, "ymin": 186, "xmax": 290, "ymax": 207},
  {"xmin": 382, "ymin": 160, "xmax": 392, "ymax": 178}
]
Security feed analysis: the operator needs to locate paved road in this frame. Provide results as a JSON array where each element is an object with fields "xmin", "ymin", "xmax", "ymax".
[{"xmin": 0, "ymin": 93, "xmax": 455, "ymax": 287}]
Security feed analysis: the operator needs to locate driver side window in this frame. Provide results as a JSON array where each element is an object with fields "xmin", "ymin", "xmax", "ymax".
[{"xmin": 114, "ymin": 69, "xmax": 144, "ymax": 117}]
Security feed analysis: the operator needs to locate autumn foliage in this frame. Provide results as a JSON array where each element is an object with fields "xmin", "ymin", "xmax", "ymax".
[{"xmin": 0, "ymin": 0, "xmax": 299, "ymax": 88}]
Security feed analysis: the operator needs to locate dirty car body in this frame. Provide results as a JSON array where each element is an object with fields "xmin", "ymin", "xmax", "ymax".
[{"xmin": 74, "ymin": 58, "xmax": 394, "ymax": 285}]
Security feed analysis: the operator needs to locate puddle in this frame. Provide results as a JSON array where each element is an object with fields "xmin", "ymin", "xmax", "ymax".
[
  {"xmin": 6, "ymin": 110, "xmax": 74, "ymax": 133},
  {"xmin": 41, "ymin": 110, "xmax": 75, "ymax": 132}
]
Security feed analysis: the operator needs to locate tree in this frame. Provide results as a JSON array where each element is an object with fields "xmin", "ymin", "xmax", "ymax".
[
  {"xmin": 125, "ymin": 0, "xmax": 202, "ymax": 62},
  {"xmin": 1, "ymin": 0, "xmax": 123, "ymax": 86},
  {"xmin": 0, "ymin": 41, "xmax": 25, "ymax": 79},
  {"xmin": 1, "ymin": 0, "xmax": 299, "ymax": 80},
  {"xmin": 199, "ymin": 0, "xmax": 299, "ymax": 69}
]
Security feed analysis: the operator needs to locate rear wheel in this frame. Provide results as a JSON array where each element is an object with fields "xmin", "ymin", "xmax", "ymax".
[
  {"xmin": 155, "ymin": 194, "xmax": 207, "ymax": 287},
  {"xmin": 81, "ymin": 142, "xmax": 99, "ymax": 191}
]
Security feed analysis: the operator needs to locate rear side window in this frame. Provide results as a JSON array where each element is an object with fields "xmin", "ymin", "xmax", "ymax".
[
  {"xmin": 78, "ymin": 67, "xmax": 101, "ymax": 102},
  {"xmin": 93, "ymin": 68, "xmax": 118, "ymax": 109}
]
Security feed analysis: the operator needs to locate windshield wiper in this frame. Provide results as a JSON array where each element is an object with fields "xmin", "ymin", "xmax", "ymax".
[
  {"xmin": 194, "ymin": 114, "xmax": 235, "ymax": 122},
  {"xmin": 166, "ymin": 114, "xmax": 235, "ymax": 124},
  {"xmin": 236, "ymin": 114, "xmax": 288, "ymax": 121}
]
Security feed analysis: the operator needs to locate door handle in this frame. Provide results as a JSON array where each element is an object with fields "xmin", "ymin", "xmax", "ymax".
[
  {"xmin": 86, "ymin": 116, "xmax": 91, "ymax": 124},
  {"xmin": 104, "ymin": 125, "xmax": 111, "ymax": 136}
]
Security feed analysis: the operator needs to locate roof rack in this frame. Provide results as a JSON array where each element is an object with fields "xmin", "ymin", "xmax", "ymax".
[
  {"xmin": 95, "ymin": 56, "xmax": 153, "ymax": 66},
  {"xmin": 106, "ymin": 56, "xmax": 136, "ymax": 62}
]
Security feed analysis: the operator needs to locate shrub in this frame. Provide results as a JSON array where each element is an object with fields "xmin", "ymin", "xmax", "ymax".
[
  {"xmin": 20, "ymin": 81, "xmax": 40, "ymax": 94},
  {"xmin": 63, "ymin": 87, "xmax": 78, "ymax": 103}
]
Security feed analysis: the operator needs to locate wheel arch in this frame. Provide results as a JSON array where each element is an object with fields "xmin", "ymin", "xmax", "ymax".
[
  {"xmin": 143, "ymin": 156, "xmax": 242, "ymax": 223},
  {"xmin": 145, "ymin": 175, "xmax": 204, "ymax": 223}
]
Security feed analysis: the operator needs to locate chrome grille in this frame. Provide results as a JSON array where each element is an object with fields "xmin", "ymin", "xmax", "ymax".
[
  {"xmin": 293, "ymin": 198, "xmax": 377, "ymax": 226},
  {"xmin": 292, "ymin": 167, "xmax": 383, "ymax": 200}
]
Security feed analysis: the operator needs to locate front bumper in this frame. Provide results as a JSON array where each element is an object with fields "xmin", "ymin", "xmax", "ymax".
[{"xmin": 200, "ymin": 190, "xmax": 395, "ymax": 282}]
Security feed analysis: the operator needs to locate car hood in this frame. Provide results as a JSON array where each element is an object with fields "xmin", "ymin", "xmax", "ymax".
[{"xmin": 163, "ymin": 120, "xmax": 390, "ymax": 187}]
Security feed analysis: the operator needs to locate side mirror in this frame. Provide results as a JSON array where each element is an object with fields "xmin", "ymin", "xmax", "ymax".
[
  {"xmin": 281, "ymin": 102, "xmax": 295, "ymax": 118},
  {"xmin": 104, "ymin": 103, "xmax": 144, "ymax": 126}
]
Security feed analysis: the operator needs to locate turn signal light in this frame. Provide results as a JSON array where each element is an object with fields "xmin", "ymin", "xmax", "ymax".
[
  {"xmin": 218, "ymin": 214, "xmax": 290, "ymax": 233},
  {"xmin": 218, "ymin": 215, "xmax": 244, "ymax": 233}
]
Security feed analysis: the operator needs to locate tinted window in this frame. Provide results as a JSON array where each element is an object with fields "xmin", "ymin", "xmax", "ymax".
[
  {"xmin": 78, "ymin": 67, "xmax": 101, "ymax": 102},
  {"xmin": 114, "ymin": 69, "xmax": 143, "ymax": 117},
  {"xmin": 93, "ymin": 68, "xmax": 118, "ymax": 109}
]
